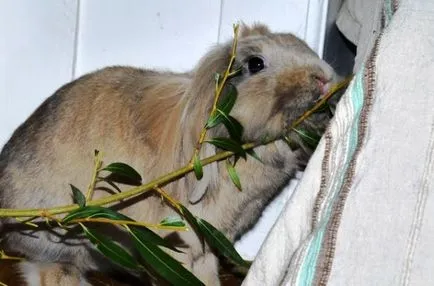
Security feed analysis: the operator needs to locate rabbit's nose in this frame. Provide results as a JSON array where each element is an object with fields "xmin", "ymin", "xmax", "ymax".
[{"xmin": 313, "ymin": 75, "xmax": 332, "ymax": 97}]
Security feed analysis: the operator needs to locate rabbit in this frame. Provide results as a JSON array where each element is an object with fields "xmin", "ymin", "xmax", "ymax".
[{"xmin": 0, "ymin": 23, "xmax": 336, "ymax": 285}]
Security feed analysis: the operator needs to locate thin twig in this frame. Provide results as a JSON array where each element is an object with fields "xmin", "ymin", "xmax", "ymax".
[
  {"xmin": 0, "ymin": 74, "xmax": 352, "ymax": 219},
  {"xmin": 154, "ymin": 186, "xmax": 183, "ymax": 213},
  {"xmin": 69, "ymin": 217, "xmax": 187, "ymax": 232},
  {"xmin": 0, "ymin": 250, "xmax": 24, "ymax": 261},
  {"xmin": 86, "ymin": 150, "xmax": 103, "ymax": 201},
  {"xmin": 290, "ymin": 75, "xmax": 353, "ymax": 128},
  {"xmin": 14, "ymin": 217, "xmax": 38, "ymax": 228},
  {"xmin": 191, "ymin": 23, "xmax": 240, "ymax": 163}
]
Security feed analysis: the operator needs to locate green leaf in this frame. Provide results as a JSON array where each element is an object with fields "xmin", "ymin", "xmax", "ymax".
[
  {"xmin": 206, "ymin": 114, "xmax": 221, "ymax": 129},
  {"xmin": 206, "ymin": 84, "xmax": 238, "ymax": 129},
  {"xmin": 70, "ymin": 184, "xmax": 86, "ymax": 207},
  {"xmin": 63, "ymin": 206, "xmax": 124, "ymax": 223},
  {"xmin": 128, "ymin": 225, "xmax": 183, "ymax": 254},
  {"xmin": 217, "ymin": 111, "xmax": 244, "ymax": 142},
  {"xmin": 205, "ymin": 137, "xmax": 246, "ymax": 158},
  {"xmin": 217, "ymin": 84, "xmax": 237, "ymax": 115},
  {"xmin": 192, "ymin": 153, "xmax": 203, "ymax": 180},
  {"xmin": 129, "ymin": 227, "xmax": 204, "ymax": 286},
  {"xmin": 102, "ymin": 162, "xmax": 142, "ymax": 185},
  {"xmin": 63, "ymin": 206, "xmax": 181, "ymax": 253},
  {"xmin": 179, "ymin": 205, "xmax": 204, "ymax": 248},
  {"xmin": 179, "ymin": 205, "xmax": 199, "ymax": 231},
  {"xmin": 196, "ymin": 218, "xmax": 249, "ymax": 267},
  {"xmin": 246, "ymin": 149, "xmax": 263, "ymax": 163},
  {"xmin": 179, "ymin": 205, "xmax": 248, "ymax": 267},
  {"xmin": 81, "ymin": 225, "xmax": 139, "ymax": 270},
  {"xmin": 292, "ymin": 128, "xmax": 322, "ymax": 150},
  {"xmin": 98, "ymin": 177, "xmax": 123, "ymax": 193},
  {"xmin": 225, "ymin": 160, "xmax": 242, "ymax": 191},
  {"xmin": 160, "ymin": 216, "xmax": 186, "ymax": 227}
]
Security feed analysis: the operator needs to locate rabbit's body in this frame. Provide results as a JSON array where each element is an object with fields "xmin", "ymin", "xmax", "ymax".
[{"xmin": 0, "ymin": 24, "xmax": 335, "ymax": 285}]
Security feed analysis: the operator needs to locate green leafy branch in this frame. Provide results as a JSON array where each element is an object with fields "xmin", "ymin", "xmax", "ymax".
[
  {"xmin": 0, "ymin": 22, "xmax": 353, "ymax": 285},
  {"xmin": 0, "ymin": 75, "xmax": 350, "ymax": 284}
]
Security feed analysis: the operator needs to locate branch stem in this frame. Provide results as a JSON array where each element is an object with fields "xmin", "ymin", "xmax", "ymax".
[
  {"xmin": 86, "ymin": 151, "xmax": 103, "ymax": 201},
  {"xmin": 0, "ymin": 75, "xmax": 352, "ymax": 219},
  {"xmin": 69, "ymin": 217, "xmax": 187, "ymax": 232},
  {"xmin": 191, "ymin": 24, "xmax": 240, "ymax": 162}
]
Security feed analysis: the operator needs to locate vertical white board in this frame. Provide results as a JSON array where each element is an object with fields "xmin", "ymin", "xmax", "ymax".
[
  {"xmin": 75, "ymin": 0, "xmax": 222, "ymax": 76},
  {"xmin": 218, "ymin": 0, "xmax": 309, "ymax": 44},
  {"xmin": 0, "ymin": 0, "xmax": 78, "ymax": 147},
  {"xmin": 305, "ymin": 0, "xmax": 330, "ymax": 57}
]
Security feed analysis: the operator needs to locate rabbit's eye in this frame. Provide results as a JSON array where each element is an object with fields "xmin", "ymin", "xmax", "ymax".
[{"xmin": 247, "ymin": 56, "xmax": 265, "ymax": 74}]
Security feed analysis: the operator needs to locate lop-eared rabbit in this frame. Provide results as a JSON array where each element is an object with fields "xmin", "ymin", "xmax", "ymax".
[{"xmin": 0, "ymin": 24, "xmax": 336, "ymax": 285}]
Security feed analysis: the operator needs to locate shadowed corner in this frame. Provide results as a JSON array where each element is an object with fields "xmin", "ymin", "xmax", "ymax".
[{"xmin": 0, "ymin": 259, "xmax": 24, "ymax": 286}]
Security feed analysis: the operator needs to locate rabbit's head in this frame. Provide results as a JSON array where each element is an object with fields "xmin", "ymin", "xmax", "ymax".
[{"xmin": 184, "ymin": 23, "xmax": 336, "ymax": 143}]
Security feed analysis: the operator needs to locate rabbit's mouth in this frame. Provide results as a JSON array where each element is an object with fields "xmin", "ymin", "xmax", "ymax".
[{"xmin": 281, "ymin": 93, "xmax": 321, "ymax": 127}]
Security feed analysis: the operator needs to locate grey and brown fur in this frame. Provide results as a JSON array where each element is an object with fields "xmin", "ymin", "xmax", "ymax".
[{"xmin": 0, "ymin": 24, "xmax": 336, "ymax": 285}]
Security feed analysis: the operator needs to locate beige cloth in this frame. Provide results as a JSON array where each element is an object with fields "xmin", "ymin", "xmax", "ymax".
[{"xmin": 243, "ymin": 0, "xmax": 434, "ymax": 285}]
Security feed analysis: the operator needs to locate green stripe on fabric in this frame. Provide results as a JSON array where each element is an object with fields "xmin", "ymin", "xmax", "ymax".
[
  {"xmin": 296, "ymin": 67, "xmax": 365, "ymax": 285},
  {"xmin": 384, "ymin": 0, "xmax": 394, "ymax": 25}
]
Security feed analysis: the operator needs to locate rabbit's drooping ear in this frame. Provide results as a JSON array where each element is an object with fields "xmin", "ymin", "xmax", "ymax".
[
  {"xmin": 240, "ymin": 22, "xmax": 271, "ymax": 38},
  {"xmin": 188, "ymin": 144, "xmax": 219, "ymax": 204}
]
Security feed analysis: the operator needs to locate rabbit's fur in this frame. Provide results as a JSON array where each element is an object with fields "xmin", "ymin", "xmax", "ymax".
[{"xmin": 0, "ymin": 24, "xmax": 336, "ymax": 285}]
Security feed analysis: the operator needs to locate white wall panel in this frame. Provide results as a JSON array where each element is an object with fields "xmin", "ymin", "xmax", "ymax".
[
  {"xmin": 0, "ymin": 0, "xmax": 78, "ymax": 147},
  {"xmin": 219, "ymin": 0, "xmax": 309, "ymax": 44},
  {"xmin": 305, "ymin": 0, "xmax": 330, "ymax": 57},
  {"xmin": 75, "ymin": 0, "xmax": 221, "ymax": 76}
]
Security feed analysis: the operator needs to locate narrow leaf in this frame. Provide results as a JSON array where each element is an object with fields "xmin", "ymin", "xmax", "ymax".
[
  {"xmin": 246, "ymin": 149, "xmax": 262, "ymax": 163},
  {"xmin": 102, "ymin": 162, "xmax": 142, "ymax": 185},
  {"xmin": 70, "ymin": 184, "xmax": 86, "ymax": 207},
  {"xmin": 179, "ymin": 205, "xmax": 248, "ymax": 267},
  {"xmin": 193, "ymin": 153, "xmax": 203, "ymax": 180},
  {"xmin": 130, "ymin": 227, "xmax": 204, "ymax": 286},
  {"xmin": 63, "ymin": 206, "xmax": 181, "ymax": 253},
  {"xmin": 81, "ymin": 225, "xmax": 139, "ymax": 270},
  {"xmin": 128, "ymin": 226, "xmax": 183, "ymax": 253},
  {"xmin": 205, "ymin": 137, "xmax": 246, "ymax": 158},
  {"xmin": 160, "ymin": 216, "xmax": 186, "ymax": 227},
  {"xmin": 179, "ymin": 205, "xmax": 204, "ymax": 249},
  {"xmin": 216, "ymin": 110, "xmax": 244, "ymax": 142},
  {"xmin": 99, "ymin": 177, "xmax": 123, "ymax": 193},
  {"xmin": 292, "ymin": 128, "xmax": 322, "ymax": 150},
  {"xmin": 196, "ymin": 218, "xmax": 249, "ymax": 267},
  {"xmin": 63, "ymin": 206, "xmax": 125, "ymax": 223},
  {"xmin": 206, "ymin": 114, "xmax": 223, "ymax": 129},
  {"xmin": 218, "ymin": 84, "xmax": 238, "ymax": 115},
  {"xmin": 179, "ymin": 205, "xmax": 200, "ymax": 233},
  {"xmin": 225, "ymin": 160, "xmax": 242, "ymax": 191},
  {"xmin": 206, "ymin": 84, "xmax": 238, "ymax": 129}
]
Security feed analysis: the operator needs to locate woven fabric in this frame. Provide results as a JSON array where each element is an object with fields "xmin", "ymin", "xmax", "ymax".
[{"xmin": 243, "ymin": 0, "xmax": 434, "ymax": 285}]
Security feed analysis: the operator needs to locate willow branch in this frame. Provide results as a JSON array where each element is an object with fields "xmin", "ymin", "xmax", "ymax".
[
  {"xmin": 0, "ymin": 76, "xmax": 352, "ymax": 219},
  {"xmin": 191, "ymin": 23, "xmax": 240, "ymax": 162},
  {"xmin": 68, "ymin": 217, "xmax": 187, "ymax": 232}
]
